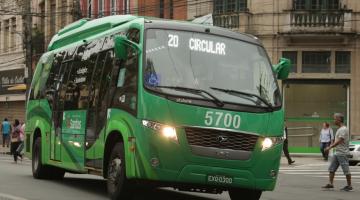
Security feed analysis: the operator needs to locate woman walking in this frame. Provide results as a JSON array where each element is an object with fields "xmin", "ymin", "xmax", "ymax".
[
  {"xmin": 319, "ymin": 122, "xmax": 334, "ymax": 161},
  {"xmin": 10, "ymin": 119, "xmax": 23, "ymax": 163}
]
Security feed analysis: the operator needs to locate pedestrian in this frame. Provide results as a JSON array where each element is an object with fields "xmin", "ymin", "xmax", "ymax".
[
  {"xmin": 319, "ymin": 122, "xmax": 334, "ymax": 161},
  {"xmin": 10, "ymin": 119, "xmax": 23, "ymax": 164},
  {"xmin": 283, "ymin": 122, "xmax": 295, "ymax": 165},
  {"xmin": 1, "ymin": 118, "xmax": 11, "ymax": 148},
  {"xmin": 322, "ymin": 113, "xmax": 352, "ymax": 191},
  {"xmin": 16, "ymin": 122, "xmax": 26, "ymax": 161}
]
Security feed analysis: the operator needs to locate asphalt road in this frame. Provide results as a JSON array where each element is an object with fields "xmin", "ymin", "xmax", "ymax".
[{"xmin": 0, "ymin": 155, "xmax": 359, "ymax": 200}]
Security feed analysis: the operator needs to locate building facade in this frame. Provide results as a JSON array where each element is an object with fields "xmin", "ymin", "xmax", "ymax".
[
  {"xmin": 79, "ymin": 0, "xmax": 188, "ymax": 20},
  {"xmin": 0, "ymin": 0, "xmax": 26, "ymax": 123},
  {"xmin": 210, "ymin": 0, "xmax": 360, "ymax": 152}
]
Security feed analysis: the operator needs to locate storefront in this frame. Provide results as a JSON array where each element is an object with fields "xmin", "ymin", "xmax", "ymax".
[
  {"xmin": 0, "ymin": 68, "xmax": 26, "ymax": 123},
  {"xmin": 283, "ymin": 80, "xmax": 349, "ymax": 153}
]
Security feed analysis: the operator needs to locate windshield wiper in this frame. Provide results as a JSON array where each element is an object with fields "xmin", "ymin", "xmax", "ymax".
[
  {"xmin": 210, "ymin": 87, "xmax": 274, "ymax": 111},
  {"xmin": 154, "ymin": 86, "xmax": 224, "ymax": 107}
]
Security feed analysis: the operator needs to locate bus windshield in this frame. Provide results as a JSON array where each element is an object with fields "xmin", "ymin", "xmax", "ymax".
[{"xmin": 144, "ymin": 29, "xmax": 281, "ymax": 109}]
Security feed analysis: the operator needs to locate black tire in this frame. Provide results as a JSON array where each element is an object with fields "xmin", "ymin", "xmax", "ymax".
[
  {"xmin": 349, "ymin": 161, "xmax": 358, "ymax": 166},
  {"xmin": 107, "ymin": 142, "xmax": 130, "ymax": 200},
  {"xmin": 32, "ymin": 137, "xmax": 65, "ymax": 179},
  {"xmin": 229, "ymin": 188, "xmax": 262, "ymax": 200}
]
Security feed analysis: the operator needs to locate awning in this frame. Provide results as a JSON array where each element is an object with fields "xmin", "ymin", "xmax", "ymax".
[{"xmin": 7, "ymin": 84, "xmax": 27, "ymax": 91}]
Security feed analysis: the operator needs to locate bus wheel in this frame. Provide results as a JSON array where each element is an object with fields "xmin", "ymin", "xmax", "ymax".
[
  {"xmin": 107, "ymin": 142, "xmax": 129, "ymax": 200},
  {"xmin": 32, "ymin": 137, "xmax": 65, "ymax": 179},
  {"xmin": 228, "ymin": 188, "xmax": 262, "ymax": 200}
]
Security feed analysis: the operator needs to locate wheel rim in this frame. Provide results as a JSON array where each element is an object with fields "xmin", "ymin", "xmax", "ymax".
[
  {"xmin": 108, "ymin": 157, "xmax": 122, "ymax": 191},
  {"xmin": 33, "ymin": 145, "xmax": 39, "ymax": 171}
]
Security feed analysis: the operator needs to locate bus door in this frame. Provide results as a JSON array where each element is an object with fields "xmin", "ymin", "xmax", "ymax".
[
  {"xmin": 60, "ymin": 44, "xmax": 99, "ymax": 169},
  {"xmin": 51, "ymin": 63, "xmax": 65, "ymax": 161},
  {"xmin": 86, "ymin": 49, "xmax": 115, "ymax": 169},
  {"xmin": 46, "ymin": 52, "xmax": 67, "ymax": 161}
]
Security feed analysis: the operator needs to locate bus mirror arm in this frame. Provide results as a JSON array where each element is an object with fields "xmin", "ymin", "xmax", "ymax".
[
  {"xmin": 272, "ymin": 58, "xmax": 291, "ymax": 80},
  {"xmin": 114, "ymin": 35, "xmax": 141, "ymax": 61}
]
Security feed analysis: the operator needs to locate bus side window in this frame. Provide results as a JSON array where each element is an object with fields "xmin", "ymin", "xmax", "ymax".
[
  {"xmin": 45, "ymin": 51, "xmax": 65, "ymax": 108},
  {"xmin": 127, "ymin": 28, "xmax": 140, "ymax": 44},
  {"xmin": 112, "ymin": 47, "xmax": 138, "ymax": 114},
  {"xmin": 67, "ymin": 42, "xmax": 97, "ymax": 110}
]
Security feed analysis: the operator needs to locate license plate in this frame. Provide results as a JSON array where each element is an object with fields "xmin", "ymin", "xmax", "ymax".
[{"xmin": 207, "ymin": 175, "xmax": 233, "ymax": 184}]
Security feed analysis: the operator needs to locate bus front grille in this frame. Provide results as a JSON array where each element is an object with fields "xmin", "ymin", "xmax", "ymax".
[{"xmin": 185, "ymin": 127, "xmax": 258, "ymax": 151}]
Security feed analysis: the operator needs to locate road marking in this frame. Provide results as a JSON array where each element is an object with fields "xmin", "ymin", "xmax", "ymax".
[
  {"xmin": 0, "ymin": 193, "xmax": 28, "ymax": 200},
  {"xmin": 282, "ymin": 172, "xmax": 360, "ymax": 175}
]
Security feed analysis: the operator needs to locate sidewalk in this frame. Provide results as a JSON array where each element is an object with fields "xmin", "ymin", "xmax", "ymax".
[{"xmin": 0, "ymin": 145, "xmax": 10, "ymax": 154}]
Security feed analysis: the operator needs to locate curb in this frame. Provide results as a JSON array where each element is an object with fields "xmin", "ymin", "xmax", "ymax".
[{"xmin": 291, "ymin": 153, "xmax": 322, "ymax": 158}]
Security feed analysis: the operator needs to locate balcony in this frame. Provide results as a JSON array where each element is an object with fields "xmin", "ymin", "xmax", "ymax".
[
  {"xmin": 285, "ymin": 10, "xmax": 352, "ymax": 33},
  {"xmin": 212, "ymin": 12, "xmax": 251, "ymax": 33}
]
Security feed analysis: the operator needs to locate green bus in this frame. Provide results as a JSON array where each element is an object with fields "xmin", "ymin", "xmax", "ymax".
[{"xmin": 25, "ymin": 15, "xmax": 290, "ymax": 200}]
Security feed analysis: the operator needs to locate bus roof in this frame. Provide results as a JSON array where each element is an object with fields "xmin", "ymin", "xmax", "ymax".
[
  {"xmin": 48, "ymin": 15, "xmax": 138, "ymax": 51},
  {"xmin": 48, "ymin": 15, "xmax": 261, "ymax": 51}
]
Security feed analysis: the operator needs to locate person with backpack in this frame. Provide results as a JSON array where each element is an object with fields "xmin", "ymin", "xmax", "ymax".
[
  {"xmin": 319, "ymin": 122, "xmax": 334, "ymax": 161},
  {"xmin": 1, "ymin": 118, "xmax": 11, "ymax": 148}
]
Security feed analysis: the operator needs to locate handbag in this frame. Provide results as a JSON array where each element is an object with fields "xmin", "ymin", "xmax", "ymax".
[{"xmin": 11, "ymin": 130, "xmax": 20, "ymax": 143}]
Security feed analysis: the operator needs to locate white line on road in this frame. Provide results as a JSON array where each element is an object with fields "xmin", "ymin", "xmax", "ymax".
[
  {"xmin": 312, "ymin": 175, "xmax": 360, "ymax": 178},
  {"xmin": 283, "ymin": 172, "xmax": 360, "ymax": 175},
  {"xmin": 0, "ymin": 193, "xmax": 28, "ymax": 200},
  {"xmin": 280, "ymin": 169, "xmax": 329, "ymax": 172}
]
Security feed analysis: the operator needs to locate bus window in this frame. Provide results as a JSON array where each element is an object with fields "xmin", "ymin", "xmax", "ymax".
[
  {"xmin": 64, "ymin": 44, "xmax": 97, "ymax": 110},
  {"xmin": 45, "ymin": 51, "xmax": 66, "ymax": 108},
  {"xmin": 97, "ymin": 51, "xmax": 115, "ymax": 129},
  {"xmin": 87, "ymin": 50, "xmax": 112, "ymax": 140},
  {"xmin": 127, "ymin": 28, "xmax": 140, "ymax": 44},
  {"xmin": 102, "ymin": 35, "xmax": 114, "ymax": 50},
  {"xmin": 112, "ymin": 47, "xmax": 138, "ymax": 113},
  {"xmin": 61, "ymin": 62, "xmax": 73, "ymax": 111}
]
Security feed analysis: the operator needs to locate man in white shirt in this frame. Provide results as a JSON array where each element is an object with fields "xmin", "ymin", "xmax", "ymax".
[{"xmin": 322, "ymin": 113, "xmax": 352, "ymax": 191}]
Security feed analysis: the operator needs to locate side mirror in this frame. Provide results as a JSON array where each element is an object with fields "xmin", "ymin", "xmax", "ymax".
[
  {"xmin": 273, "ymin": 58, "xmax": 291, "ymax": 80},
  {"xmin": 114, "ymin": 35, "xmax": 140, "ymax": 60}
]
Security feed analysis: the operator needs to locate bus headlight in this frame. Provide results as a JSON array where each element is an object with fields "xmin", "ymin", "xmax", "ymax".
[
  {"xmin": 262, "ymin": 137, "xmax": 283, "ymax": 151},
  {"xmin": 142, "ymin": 120, "xmax": 178, "ymax": 142}
]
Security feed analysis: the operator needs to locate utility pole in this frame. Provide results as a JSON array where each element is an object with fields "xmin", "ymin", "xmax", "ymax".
[{"xmin": 23, "ymin": 0, "xmax": 32, "ymax": 101}]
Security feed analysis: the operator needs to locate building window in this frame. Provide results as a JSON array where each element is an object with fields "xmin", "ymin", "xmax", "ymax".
[
  {"xmin": 10, "ymin": 17, "xmax": 16, "ymax": 51},
  {"xmin": 169, "ymin": 0, "xmax": 173, "ymax": 19},
  {"xmin": 50, "ymin": 2, "xmax": 56, "ymax": 37},
  {"xmin": 3, "ymin": 20, "xmax": 10, "ymax": 52},
  {"xmin": 99, "ymin": 0, "xmax": 104, "ymax": 17},
  {"xmin": 214, "ymin": 0, "xmax": 247, "ymax": 14},
  {"xmin": 0, "ymin": 22, "xmax": 2, "ymax": 52},
  {"xmin": 214, "ymin": 0, "xmax": 224, "ymax": 14},
  {"xmin": 111, "ymin": 0, "xmax": 117, "ymax": 15},
  {"xmin": 40, "ymin": 2, "xmax": 45, "ymax": 33},
  {"xmin": 282, "ymin": 51, "xmax": 298, "ymax": 73},
  {"xmin": 227, "ymin": 0, "xmax": 236, "ymax": 13},
  {"xmin": 160, "ymin": 0, "xmax": 164, "ymax": 18},
  {"xmin": 61, "ymin": 0, "xmax": 67, "ymax": 28},
  {"xmin": 238, "ymin": 0, "xmax": 247, "ymax": 11},
  {"xmin": 88, "ymin": 0, "xmax": 92, "ymax": 18},
  {"xmin": 335, "ymin": 51, "xmax": 351, "ymax": 73},
  {"xmin": 302, "ymin": 51, "xmax": 331, "ymax": 73},
  {"xmin": 328, "ymin": 0, "xmax": 340, "ymax": 10},
  {"xmin": 294, "ymin": 0, "xmax": 306, "ymax": 10},
  {"xmin": 294, "ymin": 0, "xmax": 340, "ymax": 10}
]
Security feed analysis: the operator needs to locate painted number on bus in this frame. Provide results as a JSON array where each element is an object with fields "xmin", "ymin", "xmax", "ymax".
[
  {"xmin": 204, "ymin": 111, "xmax": 241, "ymax": 129},
  {"xmin": 168, "ymin": 34, "xmax": 179, "ymax": 48}
]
